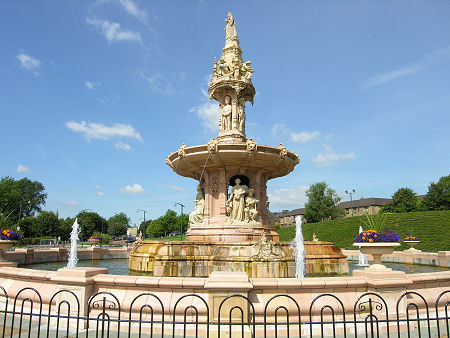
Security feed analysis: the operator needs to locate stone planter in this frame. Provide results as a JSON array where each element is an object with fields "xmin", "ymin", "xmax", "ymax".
[
  {"xmin": 353, "ymin": 242, "xmax": 401, "ymax": 272},
  {"xmin": 404, "ymin": 240, "xmax": 420, "ymax": 251},
  {"xmin": 0, "ymin": 240, "xmax": 16, "ymax": 263},
  {"xmin": 88, "ymin": 239, "xmax": 100, "ymax": 247}
]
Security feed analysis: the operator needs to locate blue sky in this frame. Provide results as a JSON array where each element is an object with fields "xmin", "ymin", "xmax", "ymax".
[{"xmin": 1, "ymin": 1, "xmax": 449, "ymax": 226}]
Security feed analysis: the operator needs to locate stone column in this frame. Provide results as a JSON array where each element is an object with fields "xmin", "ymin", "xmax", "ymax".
[{"xmin": 205, "ymin": 271, "xmax": 253, "ymax": 337}]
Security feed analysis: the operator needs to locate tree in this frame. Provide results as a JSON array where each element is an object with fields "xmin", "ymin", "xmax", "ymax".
[
  {"xmin": 382, "ymin": 187, "xmax": 418, "ymax": 213},
  {"xmin": 0, "ymin": 176, "xmax": 47, "ymax": 226},
  {"xmin": 145, "ymin": 209, "xmax": 178, "ymax": 238},
  {"xmin": 422, "ymin": 175, "xmax": 450, "ymax": 211},
  {"xmin": 107, "ymin": 212, "xmax": 130, "ymax": 237},
  {"xmin": 34, "ymin": 211, "xmax": 60, "ymax": 237},
  {"xmin": 304, "ymin": 182, "xmax": 344, "ymax": 223},
  {"xmin": 58, "ymin": 217, "xmax": 75, "ymax": 241},
  {"xmin": 76, "ymin": 211, "xmax": 106, "ymax": 241}
]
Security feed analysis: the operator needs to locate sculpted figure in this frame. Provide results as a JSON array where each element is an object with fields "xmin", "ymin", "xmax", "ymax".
[
  {"xmin": 227, "ymin": 178, "xmax": 248, "ymax": 222},
  {"xmin": 189, "ymin": 185, "xmax": 205, "ymax": 224},
  {"xmin": 221, "ymin": 96, "xmax": 232, "ymax": 131},
  {"xmin": 244, "ymin": 189, "xmax": 259, "ymax": 222},
  {"xmin": 225, "ymin": 12, "xmax": 237, "ymax": 40},
  {"xmin": 238, "ymin": 97, "xmax": 246, "ymax": 132}
]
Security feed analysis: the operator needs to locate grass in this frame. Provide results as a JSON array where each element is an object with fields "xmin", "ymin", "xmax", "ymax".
[
  {"xmin": 277, "ymin": 210, "xmax": 450, "ymax": 252},
  {"xmin": 145, "ymin": 235, "xmax": 187, "ymax": 241}
]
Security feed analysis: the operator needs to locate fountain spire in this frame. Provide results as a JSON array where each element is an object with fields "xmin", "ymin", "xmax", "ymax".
[{"xmin": 209, "ymin": 12, "xmax": 255, "ymax": 143}]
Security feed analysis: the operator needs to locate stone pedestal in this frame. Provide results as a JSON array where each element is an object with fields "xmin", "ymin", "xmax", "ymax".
[{"xmin": 205, "ymin": 271, "xmax": 253, "ymax": 337}]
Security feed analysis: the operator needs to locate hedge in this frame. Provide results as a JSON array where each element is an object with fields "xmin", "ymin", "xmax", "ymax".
[{"xmin": 277, "ymin": 210, "xmax": 450, "ymax": 252}]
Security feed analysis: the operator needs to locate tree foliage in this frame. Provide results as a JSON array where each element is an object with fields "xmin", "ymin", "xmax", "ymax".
[
  {"xmin": 382, "ymin": 187, "xmax": 418, "ymax": 213},
  {"xmin": 107, "ymin": 212, "xmax": 130, "ymax": 237},
  {"xmin": 423, "ymin": 175, "xmax": 450, "ymax": 211},
  {"xmin": 304, "ymin": 182, "xmax": 344, "ymax": 223},
  {"xmin": 34, "ymin": 211, "xmax": 60, "ymax": 237},
  {"xmin": 145, "ymin": 210, "xmax": 189, "ymax": 238},
  {"xmin": 0, "ymin": 176, "xmax": 47, "ymax": 226},
  {"xmin": 76, "ymin": 211, "xmax": 106, "ymax": 241}
]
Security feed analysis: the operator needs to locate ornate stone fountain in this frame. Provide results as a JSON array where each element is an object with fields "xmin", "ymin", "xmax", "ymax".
[{"xmin": 129, "ymin": 13, "xmax": 348, "ymax": 277}]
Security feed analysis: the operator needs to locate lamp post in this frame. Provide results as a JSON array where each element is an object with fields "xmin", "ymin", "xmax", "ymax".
[
  {"xmin": 80, "ymin": 209, "xmax": 92, "ymax": 241},
  {"xmin": 345, "ymin": 190, "xmax": 355, "ymax": 217},
  {"xmin": 137, "ymin": 209, "xmax": 149, "ymax": 239},
  {"xmin": 174, "ymin": 203, "xmax": 185, "ymax": 240},
  {"xmin": 17, "ymin": 200, "xmax": 30, "ymax": 230}
]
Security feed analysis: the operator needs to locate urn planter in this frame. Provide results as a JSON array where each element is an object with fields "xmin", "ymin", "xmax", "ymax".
[
  {"xmin": 353, "ymin": 242, "xmax": 401, "ymax": 272},
  {"xmin": 404, "ymin": 240, "xmax": 421, "ymax": 251},
  {"xmin": 0, "ymin": 240, "xmax": 16, "ymax": 263},
  {"xmin": 88, "ymin": 239, "xmax": 100, "ymax": 247}
]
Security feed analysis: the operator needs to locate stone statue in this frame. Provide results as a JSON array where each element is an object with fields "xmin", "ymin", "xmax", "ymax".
[
  {"xmin": 227, "ymin": 178, "xmax": 248, "ymax": 222},
  {"xmin": 221, "ymin": 96, "xmax": 232, "ymax": 131},
  {"xmin": 238, "ymin": 97, "xmax": 245, "ymax": 132},
  {"xmin": 244, "ymin": 188, "xmax": 259, "ymax": 222},
  {"xmin": 225, "ymin": 12, "xmax": 237, "ymax": 41},
  {"xmin": 189, "ymin": 184, "xmax": 205, "ymax": 224}
]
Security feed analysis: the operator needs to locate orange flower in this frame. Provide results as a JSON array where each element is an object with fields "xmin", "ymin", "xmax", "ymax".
[{"xmin": 369, "ymin": 238, "xmax": 373, "ymax": 242}]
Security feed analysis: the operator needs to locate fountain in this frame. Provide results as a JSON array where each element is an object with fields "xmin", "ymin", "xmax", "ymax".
[
  {"xmin": 129, "ymin": 12, "xmax": 348, "ymax": 277},
  {"xmin": 290, "ymin": 216, "xmax": 305, "ymax": 278},
  {"xmin": 66, "ymin": 218, "xmax": 80, "ymax": 268},
  {"xmin": 357, "ymin": 225, "xmax": 369, "ymax": 267}
]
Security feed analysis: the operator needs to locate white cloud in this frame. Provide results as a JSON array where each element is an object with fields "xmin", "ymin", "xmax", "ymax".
[
  {"xmin": 290, "ymin": 131, "xmax": 320, "ymax": 143},
  {"xmin": 16, "ymin": 164, "xmax": 31, "ymax": 173},
  {"xmin": 16, "ymin": 52, "xmax": 41, "ymax": 75},
  {"xmin": 114, "ymin": 141, "xmax": 133, "ymax": 151},
  {"xmin": 119, "ymin": 0, "xmax": 147, "ymax": 23},
  {"xmin": 95, "ymin": 184, "xmax": 102, "ymax": 189},
  {"xmin": 268, "ymin": 186, "xmax": 308, "ymax": 210},
  {"xmin": 190, "ymin": 102, "xmax": 219, "ymax": 132},
  {"xmin": 120, "ymin": 183, "xmax": 146, "ymax": 194},
  {"xmin": 64, "ymin": 200, "xmax": 78, "ymax": 207},
  {"xmin": 85, "ymin": 81, "xmax": 100, "ymax": 90},
  {"xmin": 65, "ymin": 121, "xmax": 143, "ymax": 142},
  {"xmin": 157, "ymin": 184, "xmax": 185, "ymax": 192},
  {"xmin": 137, "ymin": 70, "xmax": 173, "ymax": 94},
  {"xmin": 271, "ymin": 123, "xmax": 320, "ymax": 143},
  {"xmin": 363, "ymin": 45, "xmax": 450, "ymax": 88},
  {"xmin": 96, "ymin": 191, "xmax": 105, "ymax": 196},
  {"xmin": 86, "ymin": 17, "xmax": 141, "ymax": 43},
  {"xmin": 313, "ymin": 145, "xmax": 357, "ymax": 167}
]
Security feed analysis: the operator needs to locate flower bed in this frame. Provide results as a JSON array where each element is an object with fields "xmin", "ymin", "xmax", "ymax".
[
  {"xmin": 0, "ymin": 230, "xmax": 21, "ymax": 241},
  {"xmin": 404, "ymin": 236, "xmax": 420, "ymax": 241},
  {"xmin": 354, "ymin": 229, "xmax": 400, "ymax": 243}
]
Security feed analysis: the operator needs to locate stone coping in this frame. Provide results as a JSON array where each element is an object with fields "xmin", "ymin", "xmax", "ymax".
[{"xmin": 1, "ymin": 266, "xmax": 448, "ymax": 289}]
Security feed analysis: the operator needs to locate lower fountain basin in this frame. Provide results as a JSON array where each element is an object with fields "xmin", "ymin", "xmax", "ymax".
[{"xmin": 129, "ymin": 240, "xmax": 348, "ymax": 277}]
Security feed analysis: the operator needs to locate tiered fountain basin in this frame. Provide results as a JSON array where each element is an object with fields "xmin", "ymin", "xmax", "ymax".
[{"xmin": 129, "ymin": 240, "xmax": 348, "ymax": 277}]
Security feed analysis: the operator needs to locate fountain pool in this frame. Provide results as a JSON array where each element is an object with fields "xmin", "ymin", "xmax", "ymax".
[{"xmin": 24, "ymin": 258, "xmax": 448, "ymax": 276}]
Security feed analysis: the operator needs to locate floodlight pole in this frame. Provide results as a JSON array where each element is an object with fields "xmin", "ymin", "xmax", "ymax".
[
  {"xmin": 174, "ymin": 203, "xmax": 185, "ymax": 240},
  {"xmin": 137, "ymin": 209, "xmax": 149, "ymax": 239},
  {"xmin": 345, "ymin": 190, "xmax": 355, "ymax": 217}
]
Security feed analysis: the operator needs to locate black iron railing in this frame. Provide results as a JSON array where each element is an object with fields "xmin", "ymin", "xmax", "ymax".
[{"xmin": 0, "ymin": 285, "xmax": 448, "ymax": 337}]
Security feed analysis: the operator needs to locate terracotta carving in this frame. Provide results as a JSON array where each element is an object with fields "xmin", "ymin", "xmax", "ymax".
[
  {"xmin": 244, "ymin": 188, "xmax": 259, "ymax": 222},
  {"xmin": 226, "ymin": 178, "xmax": 248, "ymax": 222},
  {"xmin": 238, "ymin": 97, "xmax": 246, "ymax": 132},
  {"xmin": 189, "ymin": 184, "xmax": 205, "ymax": 224},
  {"xmin": 221, "ymin": 96, "xmax": 232, "ymax": 131}
]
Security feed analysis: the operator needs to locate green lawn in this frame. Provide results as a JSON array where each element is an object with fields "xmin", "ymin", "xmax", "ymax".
[{"xmin": 277, "ymin": 210, "xmax": 450, "ymax": 252}]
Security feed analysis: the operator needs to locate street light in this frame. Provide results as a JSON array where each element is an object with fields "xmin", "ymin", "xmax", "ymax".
[
  {"xmin": 174, "ymin": 203, "xmax": 185, "ymax": 240},
  {"xmin": 18, "ymin": 200, "xmax": 30, "ymax": 230},
  {"xmin": 137, "ymin": 209, "xmax": 149, "ymax": 239},
  {"xmin": 345, "ymin": 190, "xmax": 355, "ymax": 217},
  {"xmin": 80, "ymin": 209, "xmax": 92, "ymax": 241}
]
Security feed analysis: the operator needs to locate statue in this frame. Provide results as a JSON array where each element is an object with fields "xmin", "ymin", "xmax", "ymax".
[
  {"xmin": 244, "ymin": 188, "xmax": 259, "ymax": 222},
  {"xmin": 227, "ymin": 178, "xmax": 248, "ymax": 222},
  {"xmin": 189, "ymin": 184, "xmax": 205, "ymax": 224},
  {"xmin": 225, "ymin": 12, "xmax": 237, "ymax": 41},
  {"xmin": 238, "ymin": 97, "xmax": 246, "ymax": 132},
  {"xmin": 221, "ymin": 95, "xmax": 232, "ymax": 131}
]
